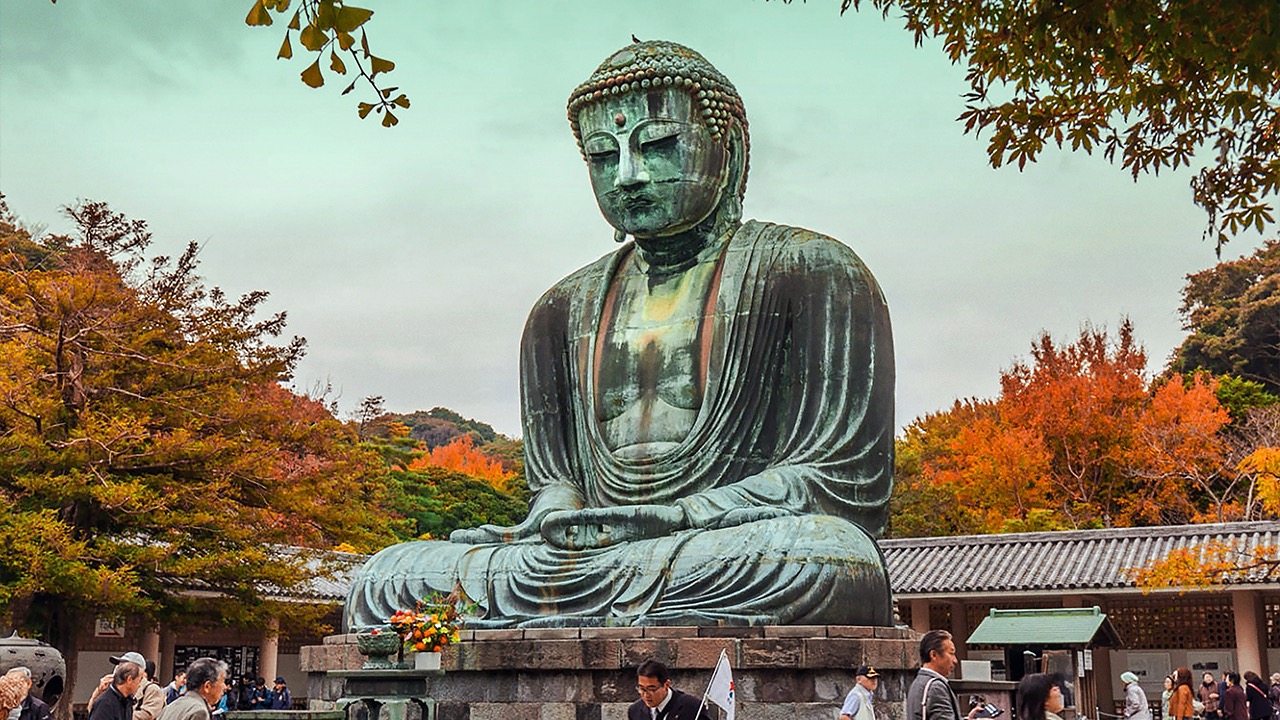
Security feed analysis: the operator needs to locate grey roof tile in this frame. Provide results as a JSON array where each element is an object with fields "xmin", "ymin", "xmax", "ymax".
[{"xmin": 880, "ymin": 520, "xmax": 1280, "ymax": 594}]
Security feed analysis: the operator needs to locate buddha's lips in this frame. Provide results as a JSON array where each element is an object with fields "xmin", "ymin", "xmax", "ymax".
[{"xmin": 619, "ymin": 193, "xmax": 657, "ymax": 211}]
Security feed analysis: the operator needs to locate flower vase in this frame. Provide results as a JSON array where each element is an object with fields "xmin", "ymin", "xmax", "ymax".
[
  {"xmin": 413, "ymin": 651, "xmax": 442, "ymax": 671},
  {"xmin": 355, "ymin": 630, "xmax": 401, "ymax": 670}
]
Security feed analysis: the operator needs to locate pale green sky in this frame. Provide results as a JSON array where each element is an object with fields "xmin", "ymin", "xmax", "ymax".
[{"xmin": 0, "ymin": 0, "xmax": 1260, "ymax": 436}]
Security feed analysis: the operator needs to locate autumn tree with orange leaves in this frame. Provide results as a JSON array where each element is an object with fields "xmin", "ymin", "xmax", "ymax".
[
  {"xmin": 0, "ymin": 199, "xmax": 395, "ymax": 699},
  {"xmin": 408, "ymin": 434, "xmax": 514, "ymax": 490},
  {"xmin": 353, "ymin": 406, "xmax": 529, "ymax": 542},
  {"xmin": 889, "ymin": 320, "xmax": 1270, "ymax": 537}
]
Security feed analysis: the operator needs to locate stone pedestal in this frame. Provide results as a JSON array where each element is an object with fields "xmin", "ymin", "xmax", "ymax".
[
  {"xmin": 332, "ymin": 669, "xmax": 441, "ymax": 720},
  {"xmin": 301, "ymin": 626, "xmax": 919, "ymax": 720}
]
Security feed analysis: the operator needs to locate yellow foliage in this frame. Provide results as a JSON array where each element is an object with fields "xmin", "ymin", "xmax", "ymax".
[
  {"xmin": 1129, "ymin": 539, "xmax": 1279, "ymax": 592},
  {"xmin": 1238, "ymin": 447, "xmax": 1280, "ymax": 515}
]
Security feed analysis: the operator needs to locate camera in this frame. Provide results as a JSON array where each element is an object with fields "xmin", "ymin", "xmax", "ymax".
[{"xmin": 969, "ymin": 695, "xmax": 1004, "ymax": 719}]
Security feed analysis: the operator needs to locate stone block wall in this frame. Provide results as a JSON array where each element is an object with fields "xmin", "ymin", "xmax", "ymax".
[{"xmin": 301, "ymin": 626, "xmax": 920, "ymax": 720}]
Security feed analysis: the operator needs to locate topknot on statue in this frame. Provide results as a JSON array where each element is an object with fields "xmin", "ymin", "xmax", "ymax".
[{"xmin": 567, "ymin": 40, "xmax": 750, "ymax": 196}]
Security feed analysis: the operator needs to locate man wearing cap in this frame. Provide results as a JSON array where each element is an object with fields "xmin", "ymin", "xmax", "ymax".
[
  {"xmin": 1122, "ymin": 672, "xmax": 1153, "ymax": 720},
  {"xmin": 87, "ymin": 658, "xmax": 144, "ymax": 720},
  {"xmin": 268, "ymin": 678, "xmax": 291, "ymax": 710},
  {"xmin": 841, "ymin": 666, "xmax": 880, "ymax": 720},
  {"xmin": 89, "ymin": 653, "xmax": 163, "ymax": 720}
]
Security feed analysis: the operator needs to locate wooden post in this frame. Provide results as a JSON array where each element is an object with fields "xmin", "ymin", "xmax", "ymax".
[
  {"xmin": 1231, "ymin": 590, "xmax": 1267, "ymax": 676},
  {"xmin": 911, "ymin": 599, "xmax": 932, "ymax": 634},
  {"xmin": 258, "ymin": 617, "xmax": 280, "ymax": 684}
]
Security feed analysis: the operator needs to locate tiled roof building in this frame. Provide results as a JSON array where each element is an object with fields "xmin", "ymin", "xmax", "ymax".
[
  {"xmin": 882, "ymin": 521, "xmax": 1280, "ymax": 595},
  {"xmin": 880, "ymin": 521, "xmax": 1280, "ymax": 709}
]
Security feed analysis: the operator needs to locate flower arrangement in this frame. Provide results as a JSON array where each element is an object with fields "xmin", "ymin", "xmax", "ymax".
[{"xmin": 388, "ymin": 591, "xmax": 466, "ymax": 653}]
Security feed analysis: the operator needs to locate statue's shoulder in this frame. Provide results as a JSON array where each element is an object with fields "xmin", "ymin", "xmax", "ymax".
[
  {"xmin": 738, "ymin": 219, "xmax": 879, "ymax": 284},
  {"xmin": 527, "ymin": 247, "xmax": 623, "ymax": 320}
]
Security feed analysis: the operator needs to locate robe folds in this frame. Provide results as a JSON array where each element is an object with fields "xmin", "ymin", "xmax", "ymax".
[{"xmin": 344, "ymin": 220, "xmax": 896, "ymax": 629}]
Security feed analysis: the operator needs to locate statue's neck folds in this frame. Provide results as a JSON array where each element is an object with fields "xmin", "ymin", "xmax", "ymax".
[{"xmin": 633, "ymin": 214, "xmax": 739, "ymax": 277}]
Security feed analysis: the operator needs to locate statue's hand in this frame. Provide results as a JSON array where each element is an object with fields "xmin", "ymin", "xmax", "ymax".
[
  {"xmin": 541, "ymin": 505, "xmax": 685, "ymax": 550},
  {"xmin": 705, "ymin": 506, "xmax": 792, "ymax": 530},
  {"xmin": 450, "ymin": 510, "xmax": 547, "ymax": 544}
]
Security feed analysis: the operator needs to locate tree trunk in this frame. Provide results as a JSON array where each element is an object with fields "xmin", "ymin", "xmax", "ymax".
[{"xmin": 50, "ymin": 602, "xmax": 79, "ymax": 720}]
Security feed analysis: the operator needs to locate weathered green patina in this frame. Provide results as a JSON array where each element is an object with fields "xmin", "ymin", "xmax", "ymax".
[{"xmin": 345, "ymin": 41, "xmax": 896, "ymax": 628}]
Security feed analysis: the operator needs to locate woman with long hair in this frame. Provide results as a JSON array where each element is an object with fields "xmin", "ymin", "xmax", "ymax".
[
  {"xmin": 1242, "ymin": 672, "xmax": 1272, "ymax": 720},
  {"xmin": 1170, "ymin": 668, "xmax": 1196, "ymax": 720},
  {"xmin": 1018, "ymin": 673, "xmax": 1067, "ymax": 720}
]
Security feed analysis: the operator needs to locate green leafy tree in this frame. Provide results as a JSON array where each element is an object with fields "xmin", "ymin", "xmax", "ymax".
[
  {"xmin": 375, "ymin": 407, "xmax": 502, "ymax": 449},
  {"xmin": 823, "ymin": 0, "xmax": 1280, "ymax": 251},
  {"xmin": 425, "ymin": 407, "xmax": 499, "ymax": 444},
  {"xmin": 352, "ymin": 408, "xmax": 529, "ymax": 538},
  {"xmin": 1213, "ymin": 375, "xmax": 1280, "ymax": 422},
  {"xmin": 0, "ymin": 199, "xmax": 395, "ymax": 702},
  {"xmin": 1171, "ymin": 240, "xmax": 1280, "ymax": 392},
  {"xmin": 384, "ymin": 467, "xmax": 528, "ymax": 541}
]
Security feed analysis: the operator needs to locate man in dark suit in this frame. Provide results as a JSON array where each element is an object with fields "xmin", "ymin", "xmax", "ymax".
[
  {"xmin": 627, "ymin": 660, "xmax": 712, "ymax": 720},
  {"xmin": 87, "ymin": 661, "xmax": 144, "ymax": 720},
  {"xmin": 906, "ymin": 630, "xmax": 982, "ymax": 720}
]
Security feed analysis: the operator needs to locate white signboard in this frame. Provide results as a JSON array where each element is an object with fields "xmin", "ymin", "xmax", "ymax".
[
  {"xmin": 1126, "ymin": 652, "xmax": 1172, "ymax": 688},
  {"xmin": 95, "ymin": 618, "xmax": 126, "ymax": 638}
]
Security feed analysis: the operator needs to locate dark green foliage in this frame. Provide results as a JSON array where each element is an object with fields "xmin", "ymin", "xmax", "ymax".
[
  {"xmin": 425, "ymin": 407, "xmax": 498, "ymax": 443},
  {"xmin": 386, "ymin": 467, "xmax": 529, "ymax": 541},
  {"xmin": 408, "ymin": 417, "xmax": 465, "ymax": 448},
  {"xmin": 367, "ymin": 407, "xmax": 501, "ymax": 449},
  {"xmin": 1172, "ymin": 240, "xmax": 1280, "ymax": 392}
]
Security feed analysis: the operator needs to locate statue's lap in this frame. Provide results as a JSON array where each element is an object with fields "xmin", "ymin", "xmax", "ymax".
[{"xmin": 345, "ymin": 514, "xmax": 891, "ymax": 629}]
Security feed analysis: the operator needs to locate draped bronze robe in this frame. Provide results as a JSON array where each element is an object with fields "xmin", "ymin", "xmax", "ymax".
[{"xmin": 344, "ymin": 220, "xmax": 895, "ymax": 629}]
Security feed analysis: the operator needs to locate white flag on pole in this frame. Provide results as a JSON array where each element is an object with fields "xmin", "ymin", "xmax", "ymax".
[{"xmin": 704, "ymin": 649, "xmax": 735, "ymax": 720}]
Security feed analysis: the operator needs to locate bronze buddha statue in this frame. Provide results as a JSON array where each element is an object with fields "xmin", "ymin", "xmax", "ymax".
[{"xmin": 345, "ymin": 40, "xmax": 895, "ymax": 628}]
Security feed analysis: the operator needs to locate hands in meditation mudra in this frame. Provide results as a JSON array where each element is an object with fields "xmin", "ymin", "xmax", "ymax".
[{"xmin": 345, "ymin": 40, "xmax": 895, "ymax": 628}]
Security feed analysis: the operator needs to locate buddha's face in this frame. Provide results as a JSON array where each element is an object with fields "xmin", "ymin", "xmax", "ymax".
[{"xmin": 578, "ymin": 87, "xmax": 729, "ymax": 238}]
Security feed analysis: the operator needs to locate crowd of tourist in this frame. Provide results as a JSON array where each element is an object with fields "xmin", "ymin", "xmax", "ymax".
[
  {"xmin": 158, "ymin": 669, "xmax": 292, "ymax": 714},
  {"xmin": 1126, "ymin": 667, "xmax": 1280, "ymax": 720},
  {"xmin": 0, "ymin": 652, "xmax": 294, "ymax": 720}
]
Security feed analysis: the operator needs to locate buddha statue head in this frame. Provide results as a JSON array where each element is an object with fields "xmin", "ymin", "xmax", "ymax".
[{"xmin": 568, "ymin": 41, "xmax": 750, "ymax": 245}]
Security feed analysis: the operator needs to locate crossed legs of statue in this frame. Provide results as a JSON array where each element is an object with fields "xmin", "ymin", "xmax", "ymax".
[{"xmin": 344, "ymin": 514, "xmax": 892, "ymax": 630}]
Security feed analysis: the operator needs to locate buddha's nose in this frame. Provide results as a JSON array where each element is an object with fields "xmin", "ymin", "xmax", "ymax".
[{"xmin": 616, "ymin": 146, "xmax": 650, "ymax": 188}]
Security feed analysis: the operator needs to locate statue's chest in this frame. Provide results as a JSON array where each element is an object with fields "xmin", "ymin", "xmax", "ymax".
[{"xmin": 593, "ymin": 256, "xmax": 721, "ymax": 450}]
